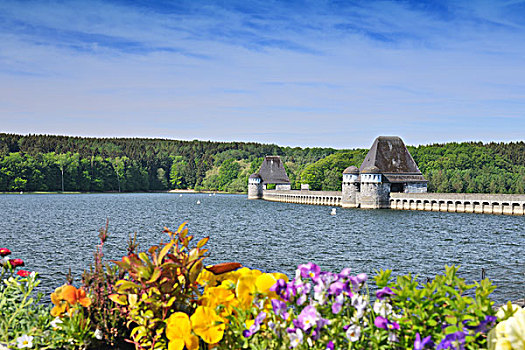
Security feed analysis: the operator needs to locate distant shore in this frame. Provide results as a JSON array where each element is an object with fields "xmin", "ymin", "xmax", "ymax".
[{"xmin": 1, "ymin": 190, "xmax": 245, "ymax": 195}]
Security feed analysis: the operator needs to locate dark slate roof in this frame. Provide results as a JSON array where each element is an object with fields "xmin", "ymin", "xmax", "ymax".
[
  {"xmin": 359, "ymin": 136, "xmax": 427, "ymax": 183},
  {"xmin": 343, "ymin": 165, "xmax": 359, "ymax": 174},
  {"xmin": 258, "ymin": 156, "xmax": 290, "ymax": 184},
  {"xmin": 361, "ymin": 165, "xmax": 381, "ymax": 174}
]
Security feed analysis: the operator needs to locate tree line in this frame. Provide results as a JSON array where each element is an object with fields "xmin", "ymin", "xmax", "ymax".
[{"xmin": 0, "ymin": 133, "xmax": 523, "ymax": 194}]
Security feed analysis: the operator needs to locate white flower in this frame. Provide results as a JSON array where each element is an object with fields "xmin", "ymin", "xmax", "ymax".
[
  {"xmin": 314, "ymin": 282, "xmax": 327, "ymax": 305},
  {"xmin": 289, "ymin": 328, "xmax": 303, "ymax": 348},
  {"xmin": 16, "ymin": 334, "xmax": 33, "ymax": 349},
  {"xmin": 94, "ymin": 328, "xmax": 103, "ymax": 340},
  {"xmin": 0, "ymin": 257, "xmax": 8, "ymax": 266},
  {"xmin": 373, "ymin": 299, "xmax": 392, "ymax": 317},
  {"xmin": 352, "ymin": 294, "xmax": 368, "ymax": 319},
  {"xmin": 50, "ymin": 317, "xmax": 63, "ymax": 329},
  {"xmin": 388, "ymin": 332, "xmax": 398, "ymax": 342},
  {"xmin": 505, "ymin": 307, "xmax": 525, "ymax": 350},
  {"xmin": 346, "ymin": 324, "xmax": 361, "ymax": 342},
  {"xmin": 306, "ymin": 337, "xmax": 313, "ymax": 347}
]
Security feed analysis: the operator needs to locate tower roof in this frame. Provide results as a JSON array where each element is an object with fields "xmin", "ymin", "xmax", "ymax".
[
  {"xmin": 343, "ymin": 165, "xmax": 359, "ymax": 174},
  {"xmin": 359, "ymin": 136, "xmax": 427, "ymax": 183},
  {"xmin": 361, "ymin": 165, "xmax": 381, "ymax": 174},
  {"xmin": 258, "ymin": 156, "xmax": 290, "ymax": 184},
  {"xmin": 249, "ymin": 173, "xmax": 262, "ymax": 179}
]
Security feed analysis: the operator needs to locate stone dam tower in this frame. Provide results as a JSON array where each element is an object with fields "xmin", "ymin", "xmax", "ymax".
[
  {"xmin": 342, "ymin": 136, "xmax": 427, "ymax": 209},
  {"xmin": 248, "ymin": 156, "xmax": 291, "ymax": 199}
]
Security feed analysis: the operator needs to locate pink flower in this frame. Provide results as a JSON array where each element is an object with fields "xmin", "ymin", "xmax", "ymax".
[
  {"xmin": 17, "ymin": 270, "xmax": 31, "ymax": 277},
  {"xmin": 0, "ymin": 248, "xmax": 11, "ymax": 257},
  {"xmin": 9, "ymin": 258, "xmax": 25, "ymax": 267}
]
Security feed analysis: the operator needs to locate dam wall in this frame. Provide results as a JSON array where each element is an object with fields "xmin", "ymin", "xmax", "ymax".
[
  {"xmin": 263, "ymin": 190, "xmax": 342, "ymax": 206},
  {"xmin": 261, "ymin": 190, "xmax": 525, "ymax": 216},
  {"xmin": 389, "ymin": 193, "xmax": 525, "ymax": 216}
]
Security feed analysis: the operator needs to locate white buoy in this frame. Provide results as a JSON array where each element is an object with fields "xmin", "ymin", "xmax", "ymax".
[
  {"xmin": 330, "ymin": 208, "xmax": 337, "ymax": 216},
  {"xmin": 179, "ymin": 194, "xmax": 182, "ymax": 197},
  {"xmin": 197, "ymin": 200, "xmax": 201, "ymax": 205},
  {"xmin": 209, "ymin": 194, "xmax": 212, "ymax": 197},
  {"xmin": 20, "ymin": 191, "xmax": 23, "ymax": 195}
]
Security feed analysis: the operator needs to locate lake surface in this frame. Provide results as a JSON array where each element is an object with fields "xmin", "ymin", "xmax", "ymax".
[{"xmin": 0, "ymin": 193, "xmax": 523, "ymax": 303}]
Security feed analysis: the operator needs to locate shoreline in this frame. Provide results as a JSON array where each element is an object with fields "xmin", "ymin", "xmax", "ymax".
[{"xmin": 1, "ymin": 190, "xmax": 246, "ymax": 195}]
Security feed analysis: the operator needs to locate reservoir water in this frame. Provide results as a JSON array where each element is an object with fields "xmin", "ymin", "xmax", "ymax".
[{"xmin": 0, "ymin": 193, "xmax": 523, "ymax": 303}]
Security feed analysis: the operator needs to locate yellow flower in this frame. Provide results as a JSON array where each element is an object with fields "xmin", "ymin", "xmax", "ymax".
[
  {"xmin": 201, "ymin": 285, "xmax": 236, "ymax": 317},
  {"xmin": 191, "ymin": 306, "xmax": 225, "ymax": 344},
  {"xmin": 50, "ymin": 301, "xmax": 68, "ymax": 317},
  {"xmin": 235, "ymin": 274, "xmax": 258, "ymax": 310},
  {"xmin": 165, "ymin": 312, "xmax": 199, "ymax": 350},
  {"xmin": 196, "ymin": 269, "xmax": 218, "ymax": 287}
]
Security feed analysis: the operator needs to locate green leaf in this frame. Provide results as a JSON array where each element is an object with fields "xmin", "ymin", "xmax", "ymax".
[{"xmin": 445, "ymin": 325, "xmax": 459, "ymax": 334}]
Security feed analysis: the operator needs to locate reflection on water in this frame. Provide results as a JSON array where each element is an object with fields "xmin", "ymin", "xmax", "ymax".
[{"xmin": 0, "ymin": 193, "xmax": 523, "ymax": 303}]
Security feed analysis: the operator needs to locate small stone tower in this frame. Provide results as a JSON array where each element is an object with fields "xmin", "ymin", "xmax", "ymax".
[
  {"xmin": 359, "ymin": 166, "xmax": 390, "ymax": 209},
  {"xmin": 341, "ymin": 166, "xmax": 360, "ymax": 208},
  {"xmin": 248, "ymin": 173, "xmax": 263, "ymax": 199}
]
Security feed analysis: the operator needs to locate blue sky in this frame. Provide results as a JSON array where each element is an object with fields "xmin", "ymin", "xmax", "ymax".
[{"xmin": 0, "ymin": 0, "xmax": 524, "ymax": 148}]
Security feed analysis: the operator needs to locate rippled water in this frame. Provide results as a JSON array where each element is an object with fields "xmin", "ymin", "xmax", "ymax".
[{"xmin": 0, "ymin": 193, "xmax": 523, "ymax": 303}]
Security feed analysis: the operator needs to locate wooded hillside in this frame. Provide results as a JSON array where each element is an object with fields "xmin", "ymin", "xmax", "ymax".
[{"xmin": 1, "ymin": 133, "xmax": 523, "ymax": 194}]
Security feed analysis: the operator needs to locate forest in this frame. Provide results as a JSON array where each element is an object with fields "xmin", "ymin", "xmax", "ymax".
[{"xmin": 0, "ymin": 133, "xmax": 524, "ymax": 194}]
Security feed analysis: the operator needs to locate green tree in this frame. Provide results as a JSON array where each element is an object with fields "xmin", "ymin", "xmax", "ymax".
[
  {"xmin": 217, "ymin": 159, "xmax": 240, "ymax": 191},
  {"xmin": 169, "ymin": 156, "xmax": 187, "ymax": 189}
]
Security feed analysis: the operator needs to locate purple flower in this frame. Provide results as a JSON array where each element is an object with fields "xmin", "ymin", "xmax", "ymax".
[
  {"xmin": 242, "ymin": 312, "xmax": 266, "ymax": 338},
  {"xmin": 326, "ymin": 340, "xmax": 334, "ymax": 350},
  {"xmin": 271, "ymin": 278, "xmax": 295, "ymax": 301},
  {"xmin": 328, "ymin": 281, "xmax": 347, "ymax": 296},
  {"xmin": 436, "ymin": 331, "xmax": 466, "ymax": 350},
  {"xmin": 270, "ymin": 278, "xmax": 287, "ymax": 294},
  {"xmin": 414, "ymin": 333, "xmax": 434, "ymax": 350},
  {"xmin": 464, "ymin": 315, "xmax": 497, "ymax": 333},
  {"xmin": 374, "ymin": 316, "xmax": 388, "ymax": 329},
  {"xmin": 348, "ymin": 273, "xmax": 368, "ymax": 289},
  {"xmin": 339, "ymin": 268, "xmax": 352, "ymax": 278},
  {"xmin": 331, "ymin": 294, "xmax": 345, "ymax": 314},
  {"xmin": 374, "ymin": 316, "xmax": 399, "ymax": 331},
  {"xmin": 294, "ymin": 305, "xmax": 321, "ymax": 332},
  {"xmin": 293, "ymin": 279, "xmax": 311, "ymax": 306},
  {"xmin": 356, "ymin": 273, "xmax": 367, "ymax": 283},
  {"xmin": 272, "ymin": 299, "xmax": 289, "ymax": 319},
  {"xmin": 298, "ymin": 262, "xmax": 321, "ymax": 282},
  {"xmin": 376, "ymin": 286, "xmax": 395, "ymax": 299}
]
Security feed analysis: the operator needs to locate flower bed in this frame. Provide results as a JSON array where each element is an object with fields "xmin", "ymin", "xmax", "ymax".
[{"xmin": 1, "ymin": 224, "xmax": 524, "ymax": 349}]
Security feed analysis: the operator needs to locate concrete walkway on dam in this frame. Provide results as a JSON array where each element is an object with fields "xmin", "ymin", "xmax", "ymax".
[{"xmin": 262, "ymin": 190, "xmax": 525, "ymax": 216}]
